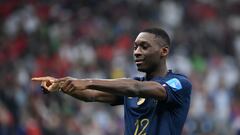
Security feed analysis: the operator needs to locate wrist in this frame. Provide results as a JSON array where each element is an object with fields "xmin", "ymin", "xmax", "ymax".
[{"xmin": 86, "ymin": 79, "xmax": 94, "ymax": 89}]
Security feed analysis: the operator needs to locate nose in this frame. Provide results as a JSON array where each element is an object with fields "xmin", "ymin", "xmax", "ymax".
[{"xmin": 134, "ymin": 46, "xmax": 142, "ymax": 57}]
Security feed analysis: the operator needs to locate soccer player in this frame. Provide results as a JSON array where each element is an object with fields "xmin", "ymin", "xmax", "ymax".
[{"xmin": 32, "ymin": 28, "xmax": 192, "ymax": 135}]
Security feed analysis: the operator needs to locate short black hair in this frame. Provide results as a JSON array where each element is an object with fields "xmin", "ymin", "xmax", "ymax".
[{"xmin": 141, "ymin": 28, "xmax": 170, "ymax": 47}]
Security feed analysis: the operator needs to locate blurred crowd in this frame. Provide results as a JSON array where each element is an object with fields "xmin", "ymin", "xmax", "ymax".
[{"xmin": 0, "ymin": 0, "xmax": 240, "ymax": 135}]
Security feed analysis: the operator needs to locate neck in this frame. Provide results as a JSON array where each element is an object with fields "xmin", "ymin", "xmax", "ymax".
[{"xmin": 146, "ymin": 60, "xmax": 168, "ymax": 80}]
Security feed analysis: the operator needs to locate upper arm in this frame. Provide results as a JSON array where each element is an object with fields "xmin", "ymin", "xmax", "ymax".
[
  {"xmin": 84, "ymin": 78, "xmax": 166, "ymax": 100},
  {"xmin": 136, "ymin": 81, "xmax": 167, "ymax": 100}
]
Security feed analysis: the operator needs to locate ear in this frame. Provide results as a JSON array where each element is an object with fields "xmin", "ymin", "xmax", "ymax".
[{"xmin": 160, "ymin": 46, "xmax": 169, "ymax": 57}]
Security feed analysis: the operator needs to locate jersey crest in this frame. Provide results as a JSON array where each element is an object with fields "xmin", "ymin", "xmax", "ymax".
[
  {"xmin": 137, "ymin": 98, "xmax": 145, "ymax": 105},
  {"xmin": 166, "ymin": 78, "xmax": 182, "ymax": 91}
]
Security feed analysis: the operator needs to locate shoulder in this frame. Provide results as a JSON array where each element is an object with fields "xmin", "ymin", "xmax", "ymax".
[
  {"xmin": 170, "ymin": 73, "xmax": 191, "ymax": 84},
  {"xmin": 165, "ymin": 72, "xmax": 192, "ymax": 92}
]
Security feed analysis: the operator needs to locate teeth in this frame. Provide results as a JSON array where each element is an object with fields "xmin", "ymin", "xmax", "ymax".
[{"xmin": 136, "ymin": 61, "xmax": 143, "ymax": 64}]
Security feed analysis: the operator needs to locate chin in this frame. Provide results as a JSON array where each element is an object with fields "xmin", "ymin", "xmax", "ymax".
[
  {"xmin": 137, "ymin": 65, "xmax": 154, "ymax": 73},
  {"xmin": 136, "ymin": 67, "xmax": 147, "ymax": 73}
]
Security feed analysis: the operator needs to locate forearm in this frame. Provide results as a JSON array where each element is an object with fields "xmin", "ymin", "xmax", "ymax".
[
  {"xmin": 67, "ymin": 89, "xmax": 119, "ymax": 104},
  {"xmin": 86, "ymin": 78, "xmax": 167, "ymax": 100}
]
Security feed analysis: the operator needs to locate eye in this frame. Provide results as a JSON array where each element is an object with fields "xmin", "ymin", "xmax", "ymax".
[
  {"xmin": 141, "ymin": 43, "xmax": 150, "ymax": 50},
  {"xmin": 134, "ymin": 42, "xmax": 150, "ymax": 50},
  {"xmin": 142, "ymin": 45, "xmax": 148, "ymax": 50}
]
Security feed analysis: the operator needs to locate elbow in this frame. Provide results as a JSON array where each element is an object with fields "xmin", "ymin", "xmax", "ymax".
[{"xmin": 154, "ymin": 85, "xmax": 167, "ymax": 100}]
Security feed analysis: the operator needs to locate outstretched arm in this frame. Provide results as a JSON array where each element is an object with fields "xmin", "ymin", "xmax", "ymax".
[
  {"xmin": 31, "ymin": 77, "xmax": 122, "ymax": 105},
  {"xmin": 56, "ymin": 78, "xmax": 167, "ymax": 100}
]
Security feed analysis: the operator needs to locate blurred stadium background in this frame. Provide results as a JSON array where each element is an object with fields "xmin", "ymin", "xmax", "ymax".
[{"xmin": 0, "ymin": 0, "xmax": 240, "ymax": 135}]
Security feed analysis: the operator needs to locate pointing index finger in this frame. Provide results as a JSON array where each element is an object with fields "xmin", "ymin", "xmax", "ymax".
[
  {"xmin": 31, "ymin": 77, "xmax": 55, "ymax": 81},
  {"xmin": 32, "ymin": 77, "xmax": 48, "ymax": 81}
]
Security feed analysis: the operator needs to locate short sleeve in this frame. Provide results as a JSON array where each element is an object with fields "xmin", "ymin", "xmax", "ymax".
[
  {"xmin": 153, "ymin": 77, "xmax": 192, "ymax": 107},
  {"xmin": 163, "ymin": 77, "xmax": 192, "ymax": 107}
]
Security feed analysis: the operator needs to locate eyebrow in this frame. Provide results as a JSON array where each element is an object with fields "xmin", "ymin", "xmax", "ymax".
[
  {"xmin": 134, "ymin": 40, "xmax": 150, "ymax": 45},
  {"xmin": 135, "ymin": 39, "xmax": 168, "ymax": 48}
]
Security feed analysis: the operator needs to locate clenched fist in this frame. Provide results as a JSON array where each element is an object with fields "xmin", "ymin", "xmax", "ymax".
[
  {"xmin": 32, "ymin": 76, "xmax": 63, "ymax": 93},
  {"xmin": 52, "ymin": 77, "xmax": 86, "ymax": 94}
]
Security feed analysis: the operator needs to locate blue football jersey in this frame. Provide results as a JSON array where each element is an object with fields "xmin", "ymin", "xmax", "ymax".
[{"xmin": 123, "ymin": 70, "xmax": 192, "ymax": 135}]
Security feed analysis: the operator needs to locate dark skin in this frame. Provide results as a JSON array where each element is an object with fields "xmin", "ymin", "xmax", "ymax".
[{"xmin": 32, "ymin": 32, "xmax": 169, "ymax": 104}]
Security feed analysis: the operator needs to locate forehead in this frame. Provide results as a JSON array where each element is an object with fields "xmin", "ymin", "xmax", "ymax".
[{"xmin": 135, "ymin": 32, "xmax": 156, "ymax": 43}]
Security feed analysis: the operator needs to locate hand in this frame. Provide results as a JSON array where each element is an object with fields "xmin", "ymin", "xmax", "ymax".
[
  {"xmin": 52, "ymin": 77, "xmax": 86, "ymax": 94},
  {"xmin": 31, "ymin": 76, "xmax": 62, "ymax": 93}
]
